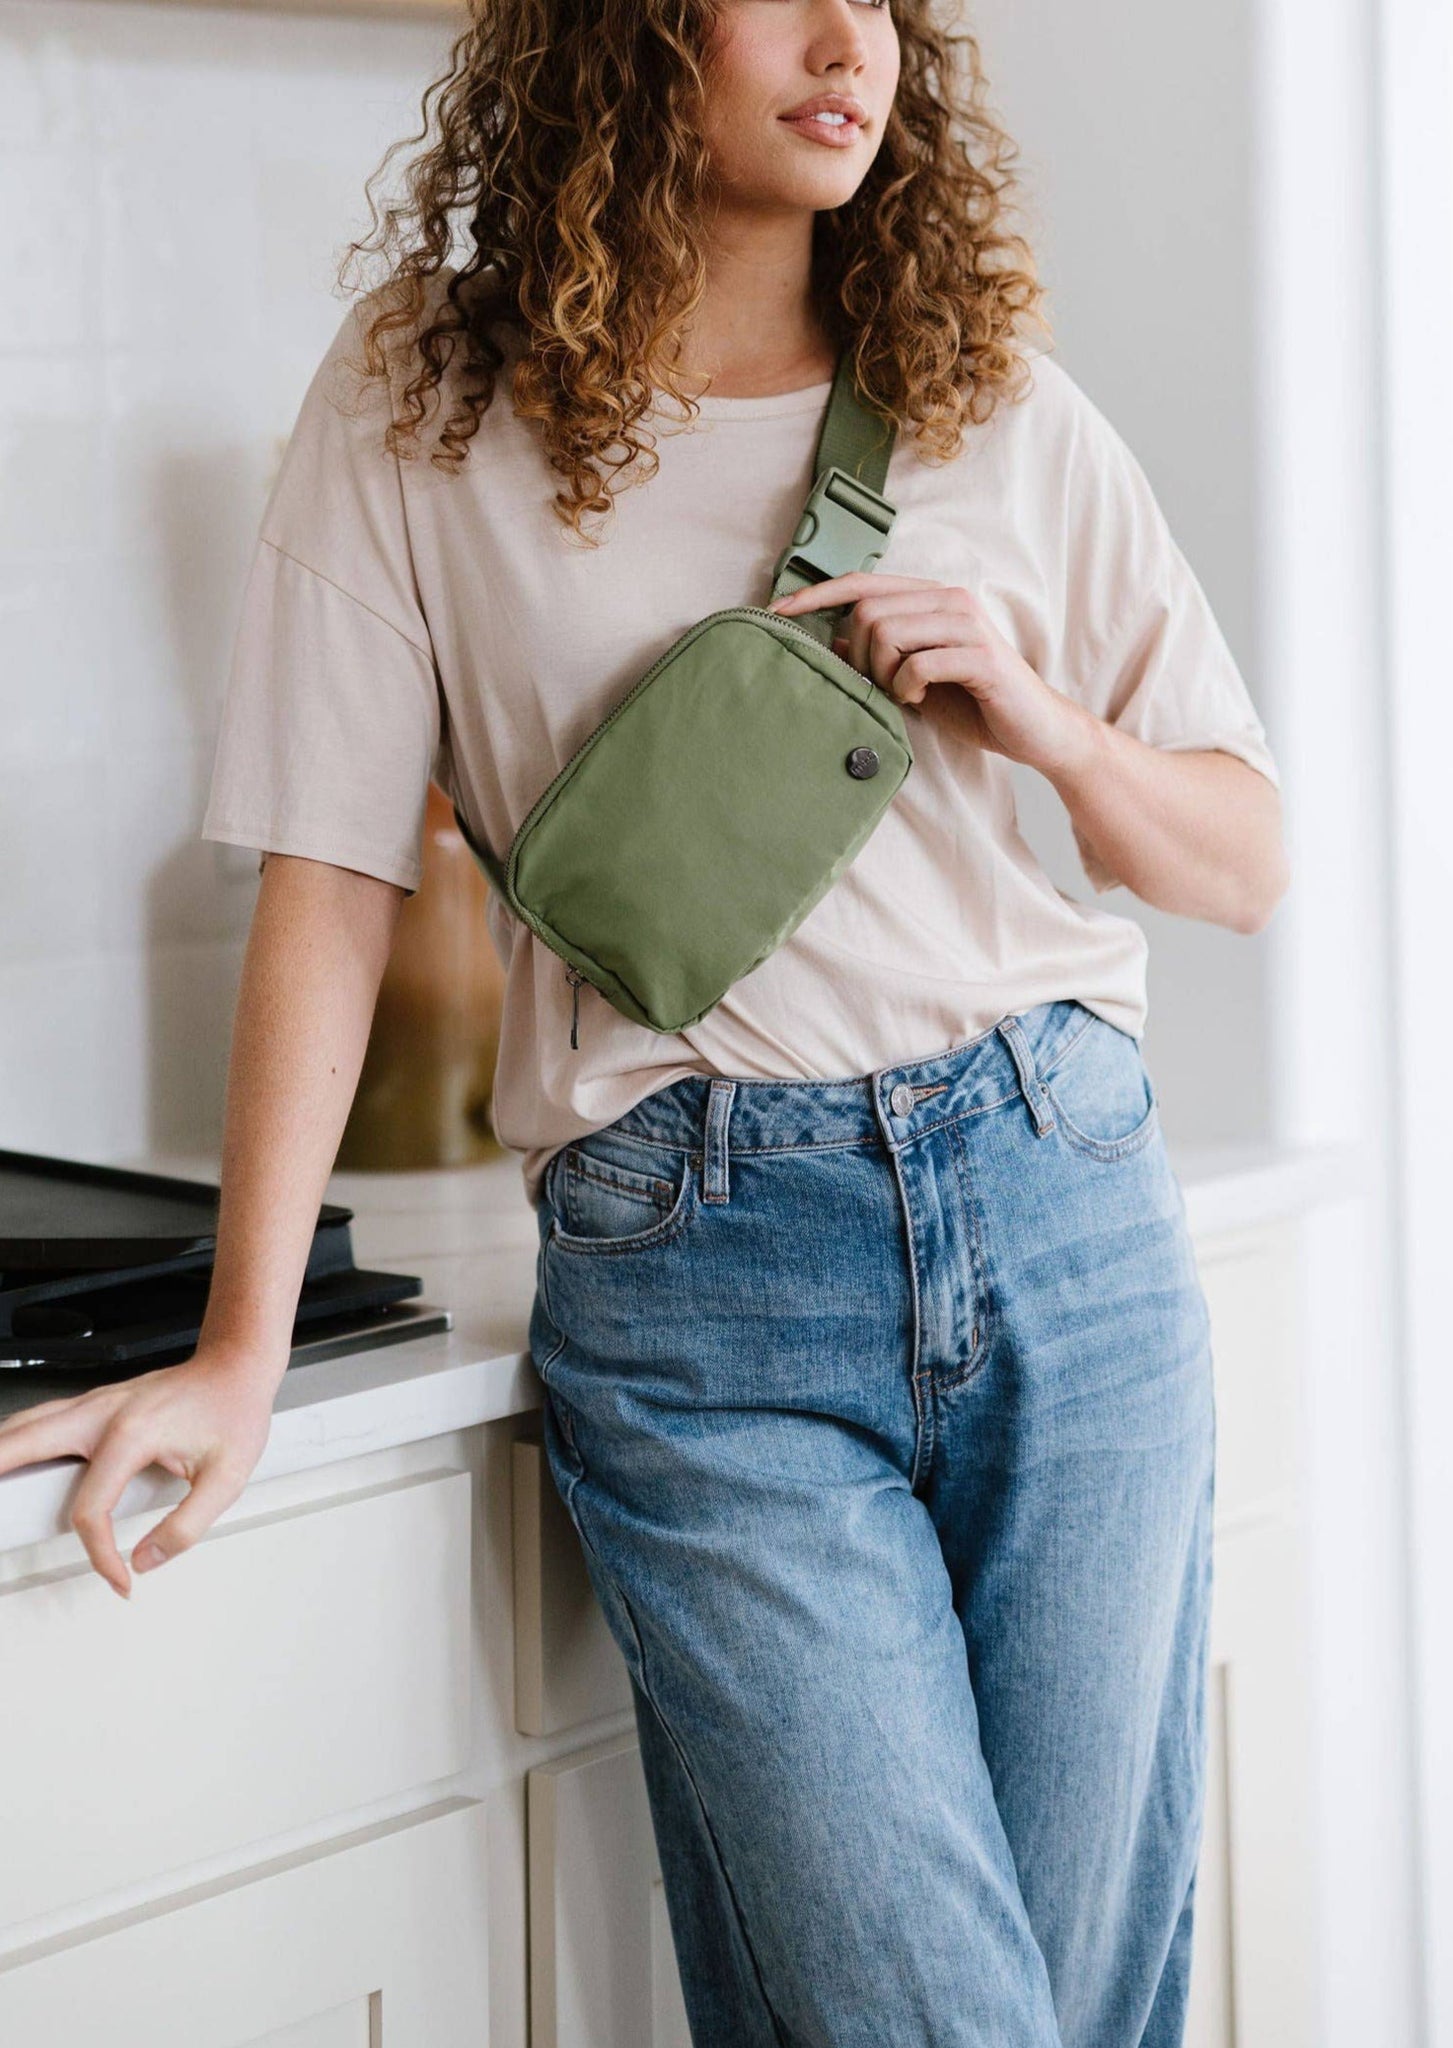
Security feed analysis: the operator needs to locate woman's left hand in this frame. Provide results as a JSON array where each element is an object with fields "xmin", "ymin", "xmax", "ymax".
[{"xmin": 768, "ymin": 572, "xmax": 1092, "ymax": 778}]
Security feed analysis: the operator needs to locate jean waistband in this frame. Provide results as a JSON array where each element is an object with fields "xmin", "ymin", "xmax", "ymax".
[{"xmin": 606, "ymin": 998, "xmax": 1102, "ymax": 1192}]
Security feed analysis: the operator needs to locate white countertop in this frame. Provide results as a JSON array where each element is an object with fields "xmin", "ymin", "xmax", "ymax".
[{"xmin": 0, "ymin": 1137, "xmax": 1363, "ymax": 1554}]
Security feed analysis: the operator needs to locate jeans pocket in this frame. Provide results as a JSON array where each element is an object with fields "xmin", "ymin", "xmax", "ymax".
[
  {"xmin": 1041, "ymin": 1008, "xmax": 1160, "ymax": 1162},
  {"xmin": 545, "ymin": 1132, "xmax": 699, "ymax": 1255}
]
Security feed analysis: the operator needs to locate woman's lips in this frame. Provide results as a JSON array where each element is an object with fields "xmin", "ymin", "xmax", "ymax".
[{"xmin": 778, "ymin": 113, "xmax": 863, "ymax": 148}]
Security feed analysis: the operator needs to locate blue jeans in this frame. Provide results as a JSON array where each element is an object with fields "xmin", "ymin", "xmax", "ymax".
[{"xmin": 529, "ymin": 998, "xmax": 1215, "ymax": 2048}]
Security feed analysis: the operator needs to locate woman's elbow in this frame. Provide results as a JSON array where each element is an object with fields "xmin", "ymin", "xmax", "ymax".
[{"xmin": 1229, "ymin": 841, "xmax": 1292, "ymax": 934}]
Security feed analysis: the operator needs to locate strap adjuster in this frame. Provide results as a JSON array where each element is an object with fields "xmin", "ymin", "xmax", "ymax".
[{"xmin": 770, "ymin": 463, "xmax": 896, "ymax": 597}]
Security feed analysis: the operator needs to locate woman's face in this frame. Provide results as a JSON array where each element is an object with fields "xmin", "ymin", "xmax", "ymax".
[{"xmin": 701, "ymin": 0, "xmax": 900, "ymax": 216}]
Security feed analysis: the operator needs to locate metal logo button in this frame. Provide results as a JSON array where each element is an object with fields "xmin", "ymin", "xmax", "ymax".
[
  {"xmin": 889, "ymin": 1082, "xmax": 915, "ymax": 1117},
  {"xmin": 846, "ymin": 746, "xmax": 880, "ymax": 779}
]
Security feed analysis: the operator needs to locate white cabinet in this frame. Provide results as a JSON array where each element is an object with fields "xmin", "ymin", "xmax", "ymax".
[
  {"xmin": 1188, "ymin": 1517, "xmax": 1318, "ymax": 2047},
  {"xmin": 0, "ymin": 1459, "xmax": 489, "ymax": 2048},
  {"xmin": 1185, "ymin": 1222, "xmax": 1319, "ymax": 2046},
  {"xmin": 526, "ymin": 1733, "xmax": 691, "ymax": 2048},
  {"xmin": 511, "ymin": 1438, "xmax": 633, "ymax": 1738},
  {"xmin": 0, "ymin": 1467, "xmax": 473, "ymax": 1928},
  {"xmin": 0, "ymin": 1796, "xmax": 490, "ymax": 2047}
]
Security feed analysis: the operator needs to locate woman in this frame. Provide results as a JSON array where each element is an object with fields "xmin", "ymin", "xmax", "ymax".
[{"xmin": 0, "ymin": 1, "xmax": 1287, "ymax": 2041}]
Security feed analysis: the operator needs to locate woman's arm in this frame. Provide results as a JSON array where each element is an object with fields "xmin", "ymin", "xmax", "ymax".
[
  {"xmin": 768, "ymin": 574, "xmax": 1291, "ymax": 935},
  {"xmin": 0, "ymin": 853, "xmax": 407, "ymax": 1597},
  {"xmin": 1039, "ymin": 706, "xmax": 1289, "ymax": 932}
]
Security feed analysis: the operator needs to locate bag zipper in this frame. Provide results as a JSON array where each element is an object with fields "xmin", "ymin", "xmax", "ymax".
[
  {"xmin": 533, "ymin": 605, "xmax": 901, "ymax": 1054},
  {"xmin": 565, "ymin": 963, "xmax": 585, "ymax": 1049}
]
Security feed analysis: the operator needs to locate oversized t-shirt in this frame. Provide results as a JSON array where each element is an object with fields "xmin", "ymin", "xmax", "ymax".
[{"xmin": 201, "ymin": 286, "xmax": 1281, "ymax": 1209}]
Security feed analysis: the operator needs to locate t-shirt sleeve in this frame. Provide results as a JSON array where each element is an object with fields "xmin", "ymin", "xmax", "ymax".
[
  {"xmin": 200, "ymin": 298, "xmax": 444, "ymax": 896},
  {"xmin": 1044, "ymin": 367, "xmax": 1282, "ymax": 892}
]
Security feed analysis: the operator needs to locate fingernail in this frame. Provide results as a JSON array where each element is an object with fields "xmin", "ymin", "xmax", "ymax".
[
  {"xmin": 133, "ymin": 1542, "xmax": 163, "ymax": 1571},
  {"xmin": 112, "ymin": 1576, "xmax": 131, "ymax": 1600}
]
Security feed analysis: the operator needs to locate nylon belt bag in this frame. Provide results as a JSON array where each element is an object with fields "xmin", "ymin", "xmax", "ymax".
[{"xmin": 452, "ymin": 349, "xmax": 913, "ymax": 1048}]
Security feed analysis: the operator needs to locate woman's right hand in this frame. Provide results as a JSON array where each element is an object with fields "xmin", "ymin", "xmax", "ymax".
[
  {"xmin": 0, "ymin": 1346, "xmax": 285, "ymax": 1599},
  {"xmin": 0, "ymin": 858, "xmax": 405, "ymax": 1604}
]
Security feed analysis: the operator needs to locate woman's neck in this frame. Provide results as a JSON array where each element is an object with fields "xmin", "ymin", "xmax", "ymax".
[
  {"xmin": 668, "ymin": 232, "xmax": 836, "ymax": 397},
  {"xmin": 668, "ymin": 331, "xmax": 838, "ymax": 399}
]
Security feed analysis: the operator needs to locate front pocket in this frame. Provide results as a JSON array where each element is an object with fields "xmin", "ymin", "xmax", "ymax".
[
  {"xmin": 1041, "ymin": 1010, "xmax": 1160, "ymax": 1162},
  {"xmin": 547, "ymin": 1140, "xmax": 698, "ymax": 1254}
]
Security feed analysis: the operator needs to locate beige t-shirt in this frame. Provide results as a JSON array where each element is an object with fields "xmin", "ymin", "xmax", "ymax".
[{"xmin": 201, "ymin": 293, "xmax": 1280, "ymax": 1209}]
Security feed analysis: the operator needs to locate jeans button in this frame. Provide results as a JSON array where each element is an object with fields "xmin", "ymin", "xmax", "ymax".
[{"xmin": 889, "ymin": 1082, "xmax": 915, "ymax": 1117}]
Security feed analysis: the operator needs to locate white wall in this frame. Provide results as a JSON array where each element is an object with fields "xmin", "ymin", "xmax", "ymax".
[
  {"xmin": 976, "ymin": 0, "xmax": 1277, "ymax": 1145},
  {"xmin": 1250, "ymin": 0, "xmax": 1423, "ymax": 2037},
  {"xmin": 1379, "ymin": 0, "xmax": 1453, "ymax": 2036},
  {"xmin": 0, "ymin": 0, "xmax": 454, "ymax": 1158},
  {"xmin": 975, "ymin": 0, "xmax": 1424, "ymax": 2041}
]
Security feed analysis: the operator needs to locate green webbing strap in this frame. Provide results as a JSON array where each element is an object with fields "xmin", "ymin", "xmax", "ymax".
[
  {"xmin": 767, "ymin": 348, "xmax": 897, "ymax": 646},
  {"xmin": 454, "ymin": 348, "xmax": 897, "ymax": 896},
  {"xmin": 816, "ymin": 348, "xmax": 895, "ymax": 498}
]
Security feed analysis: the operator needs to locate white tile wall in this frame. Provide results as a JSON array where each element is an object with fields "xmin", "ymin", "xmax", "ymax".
[{"xmin": 0, "ymin": 0, "xmax": 453, "ymax": 1159}]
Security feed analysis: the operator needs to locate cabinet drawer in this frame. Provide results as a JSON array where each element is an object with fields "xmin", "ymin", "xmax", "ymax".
[
  {"xmin": 0, "ymin": 1795, "xmax": 489, "ymax": 2047},
  {"xmin": 528, "ymin": 1736, "xmax": 690, "ymax": 2048},
  {"xmin": 1196, "ymin": 1224, "xmax": 1302, "ymax": 1524},
  {"xmin": 512, "ymin": 1436, "xmax": 633, "ymax": 1737},
  {"xmin": 0, "ymin": 1466, "xmax": 472, "ymax": 1929}
]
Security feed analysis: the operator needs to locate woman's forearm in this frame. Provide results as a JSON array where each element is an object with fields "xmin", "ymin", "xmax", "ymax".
[
  {"xmin": 197, "ymin": 852, "xmax": 407, "ymax": 1384},
  {"xmin": 764, "ymin": 573, "xmax": 1291, "ymax": 934},
  {"xmin": 1043, "ymin": 701, "xmax": 1291, "ymax": 933}
]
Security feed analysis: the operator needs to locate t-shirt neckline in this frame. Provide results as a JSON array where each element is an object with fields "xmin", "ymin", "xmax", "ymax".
[
  {"xmin": 488, "ymin": 320, "xmax": 835, "ymax": 419},
  {"xmin": 650, "ymin": 378, "xmax": 835, "ymax": 421}
]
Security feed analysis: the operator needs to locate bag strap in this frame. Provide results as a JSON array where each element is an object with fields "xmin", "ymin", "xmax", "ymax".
[
  {"xmin": 766, "ymin": 349, "xmax": 897, "ymax": 647},
  {"xmin": 453, "ymin": 349, "xmax": 897, "ymax": 895}
]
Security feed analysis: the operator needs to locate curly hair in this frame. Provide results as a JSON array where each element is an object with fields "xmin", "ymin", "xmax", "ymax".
[{"xmin": 336, "ymin": 0, "xmax": 1051, "ymax": 547}]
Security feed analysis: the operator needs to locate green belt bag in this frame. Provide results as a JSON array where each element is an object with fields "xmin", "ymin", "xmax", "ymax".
[{"xmin": 452, "ymin": 350, "xmax": 912, "ymax": 1048}]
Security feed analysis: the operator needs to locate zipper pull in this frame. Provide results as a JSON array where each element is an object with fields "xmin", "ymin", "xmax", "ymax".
[{"xmin": 565, "ymin": 963, "xmax": 585, "ymax": 1050}]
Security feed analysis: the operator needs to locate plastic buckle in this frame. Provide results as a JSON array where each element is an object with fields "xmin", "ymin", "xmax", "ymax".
[{"xmin": 770, "ymin": 464, "xmax": 895, "ymax": 594}]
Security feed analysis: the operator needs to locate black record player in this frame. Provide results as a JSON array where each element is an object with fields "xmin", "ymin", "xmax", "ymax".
[{"xmin": 0, "ymin": 1148, "xmax": 450, "ymax": 1375}]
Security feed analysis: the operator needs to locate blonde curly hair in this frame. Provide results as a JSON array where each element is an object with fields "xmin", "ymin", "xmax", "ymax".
[{"xmin": 338, "ymin": 0, "xmax": 1051, "ymax": 546}]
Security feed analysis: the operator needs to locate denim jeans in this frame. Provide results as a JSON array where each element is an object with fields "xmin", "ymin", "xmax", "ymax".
[{"xmin": 529, "ymin": 997, "xmax": 1215, "ymax": 2048}]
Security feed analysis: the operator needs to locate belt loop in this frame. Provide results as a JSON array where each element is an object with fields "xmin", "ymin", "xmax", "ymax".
[
  {"xmin": 995, "ymin": 1015, "xmax": 1056, "ymax": 1137},
  {"xmin": 702, "ymin": 1078, "xmax": 736, "ymax": 1202}
]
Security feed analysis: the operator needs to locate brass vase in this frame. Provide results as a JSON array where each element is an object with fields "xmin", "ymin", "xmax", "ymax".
[{"xmin": 335, "ymin": 782, "xmax": 507, "ymax": 1170}]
